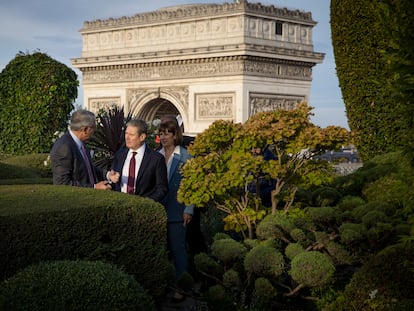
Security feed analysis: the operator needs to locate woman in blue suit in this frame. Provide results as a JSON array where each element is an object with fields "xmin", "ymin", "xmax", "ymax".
[{"xmin": 158, "ymin": 117, "xmax": 193, "ymax": 302}]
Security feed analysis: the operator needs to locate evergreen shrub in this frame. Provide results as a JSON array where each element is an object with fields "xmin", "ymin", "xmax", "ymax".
[
  {"xmin": 0, "ymin": 260, "xmax": 155, "ymax": 311},
  {"xmin": 0, "ymin": 184, "xmax": 171, "ymax": 298}
]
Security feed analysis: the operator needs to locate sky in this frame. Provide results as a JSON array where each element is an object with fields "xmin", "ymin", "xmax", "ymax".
[{"xmin": 0, "ymin": 0, "xmax": 349, "ymax": 129}]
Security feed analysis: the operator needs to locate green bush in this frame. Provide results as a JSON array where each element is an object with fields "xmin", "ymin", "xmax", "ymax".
[
  {"xmin": 211, "ymin": 238, "xmax": 247, "ymax": 264},
  {"xmin": 327, "ymin": 244, "xmax": 414, "ymax": 310},
  {"xmin": 0, "ymin": 184, "xmax": 171, "ymax": 298},
  {"xmin": 0, "ymin": 52, "xmax": 77, "ymax": 155},
  {"xmin": 285, "ymin": 243, "xmax": 305, "ymax": 260},
  {"xmin": 244, "ymin": 245, "xmax": 284, "ymax": 279},
  {"xmin": 0, "ymin": 260, "xmax": 155, "ymax": 311},
  {"xmin": 312, "ymin": 187, "xmax": 342, "ymax": 207},
  {"xmin": 0, "ymin": 154, "xmax": 52, "ymax": 180},
  {"xmin": 289, "ymin": 251, "xmax": 335, "ymax": 288},
  {"xmin": 256, "ymin": 213, "xmax": 295, "ymax": 242},
  {"xmin": 252, "ymin": 277, "xmax": 277, "ymax": 309},
  {"xmin": 194, "ymin": 253, "xmax": 223, "ymax": 277}
]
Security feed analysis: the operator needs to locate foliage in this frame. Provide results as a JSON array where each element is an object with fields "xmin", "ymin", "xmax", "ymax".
[
  {"xmin": 210, "ymin": 238, "xmax": 247, "ymax": 265},
  {"xmin": 193, "ymin": 150, "xmax": 413, "ymax": 309},
  {"xmin": 0, "ymin": 184, "xmax": 171, "ymax": 299},
  {"xmin": 330, "ymin": 0, "xmax": 414, "ymax": 160},
  {"xmin": 87, "ymin": 105, "xmax": 132, "ymax": 169},
  {"xmin": 377, "ymin": 0, "xmax": 414, "ymax": 161},
  {"xmin": 0, "ymin": 153, "xmax": 51, "ymax": 180},
  {"xmin": 178, "ymin": 103, "xmax": 349, "ymax": 239},
  {"xmin": 326, "ymin": 244, "xmax": 414, "ymax": 310},
  {"xmin": 0, "ymin": 52, "xmax": 78, "ymax": 155},
  {"xmin": 289, "ymin": 251, "xmax": 335, "ymax": 289},
  {"xmin": 0, "ymin": 260, "xmax": 156, "ymax": 311},
  {"xmin": 244, "ymin": 245, "xmax": 285, "ymax": 279}
]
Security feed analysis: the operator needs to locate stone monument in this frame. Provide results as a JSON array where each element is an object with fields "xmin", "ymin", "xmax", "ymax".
[{"xmin": 71, "ymin": 0, "xmax": 324, "ymax": 135}]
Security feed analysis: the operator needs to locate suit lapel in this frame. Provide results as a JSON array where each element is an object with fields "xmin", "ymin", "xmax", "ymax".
[
  {"xmin": 169, "ymin": 153, "xmax": 181, "ymax": 182},
  {"xmin": 136, "ymin": 146, "xmax": 150, "ymax": 183}
]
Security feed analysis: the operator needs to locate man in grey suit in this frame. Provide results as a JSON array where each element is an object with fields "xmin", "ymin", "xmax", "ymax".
[
  {"xmin": 109, "ymin": 119, "xmax": 168, "ymax": 202},
  {"xmin": 50, "ymin": 109, "xmax": 112, "ymax": 190}
]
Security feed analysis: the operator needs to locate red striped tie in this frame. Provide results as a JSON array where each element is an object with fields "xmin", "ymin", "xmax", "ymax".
[{"xmin": 127, "ymin": 152, "xmax": 137, "ymax": 194}]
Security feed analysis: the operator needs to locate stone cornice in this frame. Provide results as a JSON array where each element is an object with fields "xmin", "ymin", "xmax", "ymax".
[
  {"xmin": 72, "ymin": 44, "xmax": 324, "ymax": 67},
  {"xmin": 81, "ymin": 55, "xmax": 313, "ymax": 84},
  {"xmin": 82, "ymin": 0, "xmax": 313, "ymax": 31}
]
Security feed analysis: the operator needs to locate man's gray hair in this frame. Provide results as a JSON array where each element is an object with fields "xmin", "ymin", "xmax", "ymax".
[
  {"xmin": 126, "ymin": 119, "xmax": 147, "ymax": 135},
  {"xmin": 69, "ymin": 109, "xmax": 96, "ymax": 131}
]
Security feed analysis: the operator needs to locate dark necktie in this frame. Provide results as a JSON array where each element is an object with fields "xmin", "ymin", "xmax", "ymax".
[
  {"xmin": 81, "ymin": 144, "xmax": 95, "ymax": 185},
  {"xmin": 127, "ymin": 152, "xmax": 137, "ymax": 194}
]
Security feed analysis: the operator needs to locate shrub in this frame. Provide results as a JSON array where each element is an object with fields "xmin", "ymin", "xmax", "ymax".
[
  {"xmin": 0, "ymin": 185, "xmax": 170, "ymax": 298},
  {"xmin": 285, "ymin": 243, "xmax": 305, "ymax": 260},
  {"xmin": 194, "ymin": 253, "xmax": 223, "ymax": 277},
  {"xmin": 252, "ymin": 277, "xmax": 277, "ymax": 308},
  {"xmin": 0, "ymin": 154, "xmax": 52, "ymax": 180},
  {"xmin": 244, "ymin": 245, "xmax": 284, "ymax": 279},
  {"xmin": 326, "ymin": 244, "xmax": 414, "ymax": 310},
  {"xmin": 222, "ymin": 269, "xmax": 240, "ymax": 290},
  {"xmin": 0, "ymin": 260, "xmax": 156, "ymax": 311},
  {"xmin": 289, "ymin": 251, "xmax": 335, "ymax": 288},
  {"xmin": 256, "ymin": 213, "xmax": 295, "ymax": 242},
  {"xmin": 312, "ymin": 187, "xmax": 342, "ymax": 207},
  {"xmin": 211, "ymin": 238, "xmax": 247, "ymax": 265}
]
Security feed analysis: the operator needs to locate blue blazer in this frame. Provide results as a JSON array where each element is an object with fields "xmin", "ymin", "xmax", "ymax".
[
  {"xmin": 111, "ymin": 144, "xmax": 168, "ymax": 203},
  {"xmin": 160, "ymin": 146, "xmax": 194, "ymax": 222}
]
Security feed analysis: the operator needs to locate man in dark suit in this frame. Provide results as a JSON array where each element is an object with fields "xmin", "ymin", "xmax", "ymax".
[
  {"xmin": 109, "ymin": 119, "xmax": 168, "ymax": 203},
  {"xmin": 50, "ymin": 109, "xmax": 112, "ymax": 190}
]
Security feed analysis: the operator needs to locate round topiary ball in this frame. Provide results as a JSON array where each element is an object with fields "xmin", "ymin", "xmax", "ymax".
[
  {"xmin": 211, "ymin": 238, "xmax": 247, "ymax": 264},
  {"xmin": 289, "ymin": 251, "xmax": 335, "ymax": 287},
  {"xmin": 0, "ymin": 260, "xmax": 156, "ymax": 311},
  {"xmin": 244, "ymin": 245, "xmax": 285, "ymax": 278}
]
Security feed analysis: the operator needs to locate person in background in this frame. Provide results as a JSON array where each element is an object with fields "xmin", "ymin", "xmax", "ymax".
[
  {"xmin": 160, "ymin": 116, "xmax": 208, "ymax": 257},
  {"xmin": 158, "ymin": 117, "xmax": 193, "ymax": 302},
  {"xmin": 50, "ymin": 109, "xmax": 113, "ymax": 190},
  {"xmin": 109, "ymin": 119, "xmax": 168, "ymax": 203}
]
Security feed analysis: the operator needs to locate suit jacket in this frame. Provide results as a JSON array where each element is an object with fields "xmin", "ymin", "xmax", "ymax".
[
  {"xmin": 51, "ymin": 132, "xmax": 103, "ymax": 187},
  {"xmin": 111, "ymin": 145, "xmax": 168, "ymax": 202},
  {"xmin": 160, "ymin": 146, "xmax": 194, "ymax": 222}
]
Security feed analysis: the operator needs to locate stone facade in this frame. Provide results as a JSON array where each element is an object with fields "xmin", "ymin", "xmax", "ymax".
[{"xmin": 71, "ymin": 0, "xmax": 324, "ymax": 135}]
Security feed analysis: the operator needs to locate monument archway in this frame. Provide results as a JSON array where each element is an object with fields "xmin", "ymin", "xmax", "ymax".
[
  {"xmin": 137, "ymin": 98, "xmax": 180, "ymax": 122},
  {"xmin": 72, "ymin": 1, "xmax": 324, "ymax": 136}
]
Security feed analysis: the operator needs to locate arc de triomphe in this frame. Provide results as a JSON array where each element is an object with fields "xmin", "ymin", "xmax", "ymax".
[{"xmin": 71, "ymin": 0, "xmax": 324, "ymax": 135}]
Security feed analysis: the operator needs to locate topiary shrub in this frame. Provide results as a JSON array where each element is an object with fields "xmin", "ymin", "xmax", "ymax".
[
  {"xmin": 222, "ymin": 269, "xmax": 240, "ymax": 290},
  {"xmin": 285, "ymin": 243, "xmax": 305, "ymax": 260},
  {"xmin": 312, "ymin": 187, "xmax": 343, "ymax": 207},
  {"xmin": 210, "ymin": 238, "xmax": 247, "ymax": 265},
  {"xmin": 0, "ymin": 185, "xmax": 171, "ymax": 299},
  {"xmin": 0, "ymin": 260, "xmax": 156, "ymax": 311},
  {"xmin": 205, "ymin": 284, "xmax": 233, "ymax": 311},
  {"xmin": 306, "ymin": 206, "xmax": 340, "ymax": 226},
  {"xmin": 244, "ymin": 245, "xmax": 284, "ymax": 279},
  {"xmin": 194, "ymin": 253, "xmax": 223, "ymax": 277},
  {"xmin": 289, "ymin": 251, "xmax": 335, "ymax": 288},
  {"xmin": 339, "ymin": 223, "xmax": 368, "ymax": 245},
  {"xmin": 252, "ymin": 277, "xmax": 278, "ymax": 309},
  {"xmin": 326, "ymin": 244, "xmax": 414, "ymax": 310},
  {"xmin": 256, "ymin": 213, "xmax": 295, "ymax": 242}
]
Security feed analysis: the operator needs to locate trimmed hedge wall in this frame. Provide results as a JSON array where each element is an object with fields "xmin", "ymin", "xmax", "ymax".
[
  {"xmin": 0, "ymin": 260, "xmax": 156, "ymax": 310},
  {"xmin": 0, "ymin": 184, "xmax": 172, "ymax": 298}
]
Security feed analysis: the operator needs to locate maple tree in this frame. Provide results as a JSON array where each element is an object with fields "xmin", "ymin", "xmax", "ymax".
[{"xmin": 178, "ymin": 103, "xmax": 350, "ymax": 239}]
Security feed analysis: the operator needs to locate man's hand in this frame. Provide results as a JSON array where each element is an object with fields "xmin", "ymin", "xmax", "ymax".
[
  {"xmin": 108, "ymin": 170, "xmax": 120, "ymax": 183},
  {"xmin": 183, "ymin": 213, "xmax": 192, "ymax": 226},
  {"xmin": 95, "ymin": 181, "xmax": 112, "ymax": 190}
]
